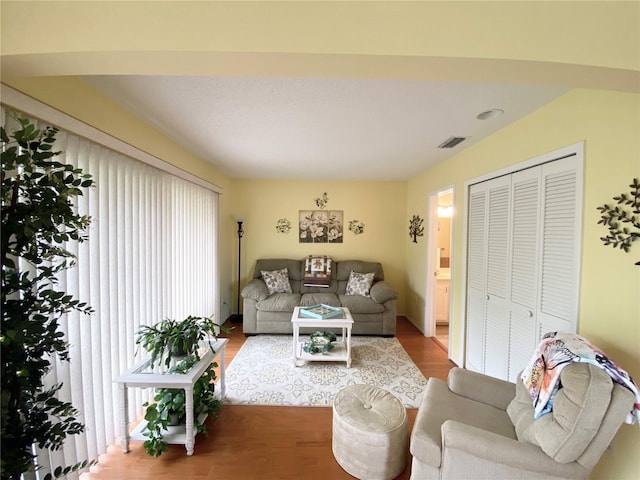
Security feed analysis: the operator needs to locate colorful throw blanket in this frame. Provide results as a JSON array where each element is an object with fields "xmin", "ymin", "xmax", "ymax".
[
  {"xmin": 304, "ymin": 256, "xmax": 332, "ymax": 287},
  {"xmin": 521, "ymin": 332, "xmax": 640, "ymax": 424}
]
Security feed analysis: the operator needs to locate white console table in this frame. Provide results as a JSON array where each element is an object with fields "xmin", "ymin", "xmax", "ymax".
[{"xmin": 114, "ymin": 338, "xmax": 227, "ymax": 456}]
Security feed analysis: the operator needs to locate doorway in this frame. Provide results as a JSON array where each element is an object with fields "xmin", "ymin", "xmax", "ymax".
[{"xmin": 428, "ymin": 188, "xmax": 454, "ymax": 351}]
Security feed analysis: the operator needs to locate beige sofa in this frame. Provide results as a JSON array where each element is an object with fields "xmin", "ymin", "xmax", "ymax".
[
  {"xmin": 241, "ymin": 258, "xmax": 398, "ymax": 335},
  {"xmin": 409, "ymin": 364, "xmax": 635, "ymax": 479}
]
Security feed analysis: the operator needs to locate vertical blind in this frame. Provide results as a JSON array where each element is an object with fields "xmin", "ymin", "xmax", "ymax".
[{"xmin": 2, "ymin": 108, "xmax": 219, "ymax": 479}]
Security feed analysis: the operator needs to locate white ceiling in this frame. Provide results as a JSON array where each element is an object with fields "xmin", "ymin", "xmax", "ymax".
[{"xmin": 82, "ymin": 76, "xmax": 568, "ymax": 181}]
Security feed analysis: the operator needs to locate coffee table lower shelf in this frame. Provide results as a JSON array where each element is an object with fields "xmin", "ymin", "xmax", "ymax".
[
  {"xmin": 130, "ymin": 412, "xmax": 208, "ymax": 446},
  {"xmin": 291, "ymin": 306, "xmax": 354, "ymax": 368},
  {"xmin": 295, "ymin": 340, "xmax": 350, "ymax": 366}
]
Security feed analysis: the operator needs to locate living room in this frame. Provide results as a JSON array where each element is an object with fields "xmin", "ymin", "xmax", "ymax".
[{"xmin": 1, "ymin": 2, "xmax": 638, "ymax": 479}]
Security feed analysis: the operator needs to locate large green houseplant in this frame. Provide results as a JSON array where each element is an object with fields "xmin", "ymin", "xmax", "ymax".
[
  {"xmin": 135, "ymin": 315, "xmax": 228, "ymax": 457},
  {"xmin": 1, "ymin": 118, "xmax": 94, "ymax": 479}
]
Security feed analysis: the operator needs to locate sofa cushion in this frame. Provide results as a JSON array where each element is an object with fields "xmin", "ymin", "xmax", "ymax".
[
  {"xmin": 256, "ymin": 293, "xmax": 301, "ymax": 312},
  {"xmin": 337, "ymin": 261, "xmax": 384, "ymax": 294},
  {"xmin": 336, "ymin": 261, "xmax": 384, "ymax": 281},
  {"xmin": 261, "ymin": 268, "xmax": 293, "ymax": 295},
  {"xmin": 254, "ymin": 259, "xmax": 303, "ymax": 293},
  {"xmin": 339, "ymin": 294, "xmax": 385, "ymax": 314},
  {"xmin": 345, "ymin": 271, "xmax": 375, "ymax": 296},
  {"xmin": 300, "ymin": 293, "xmax": 340, "ymax": 307},
  {"xmin": 507, "ymin": 363, "xmax": 613, "ymax": 464},
  {"xmin": 241, "ymin": 279, "xmax": 269, "ymax": 302},
  {"xmin": 369, "ymin": 281, "xmax": 398, "ymax": 304}
]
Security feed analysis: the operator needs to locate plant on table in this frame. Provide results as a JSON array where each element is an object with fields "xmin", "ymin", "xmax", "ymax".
[
  {"xmin": 303, "ymin": 330, "xmax": 337, "ymax": 354},
  {"xmin": 141, "ymin": 356, "xmax": 221, "ymax": 457},
  {"xmin": 135, "ymin": 314, "xmax": 229, "ymax": 457},
  {"xmin": 136, "ymin": 314, "xmax": 226, "ymax": 369}
]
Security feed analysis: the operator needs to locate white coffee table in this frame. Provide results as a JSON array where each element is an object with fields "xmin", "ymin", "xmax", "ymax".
[{"xmin": 291, "ymin": 306, "xmax": 354, "ymax": 368}]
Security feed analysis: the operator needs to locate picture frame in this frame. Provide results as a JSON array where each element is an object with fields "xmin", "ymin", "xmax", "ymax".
[{"xmin": 299, "ymin": 210, "xmax": 343, "ymax": 243}]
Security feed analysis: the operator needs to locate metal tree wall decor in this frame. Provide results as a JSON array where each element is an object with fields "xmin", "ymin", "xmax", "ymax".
[
  {"xmin": 409, "ymin": 214, "xmax": 424, "ymax": 243},
  {"xmin": 596, "ymin": 178, "xmax": 640, "ymax": 265}
]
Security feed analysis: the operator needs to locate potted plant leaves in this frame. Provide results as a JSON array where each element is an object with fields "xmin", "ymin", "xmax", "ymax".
[
  {"xmin": 303, "ymin": 330, "xmax": 337, "ymax": 354},
  {"xmin": 136, "ymin": 314, "xmax": 226, "ymax": 369},
  {"xmin": 135, "ymin": 315, "xmax": 229, "ymax": 457}
]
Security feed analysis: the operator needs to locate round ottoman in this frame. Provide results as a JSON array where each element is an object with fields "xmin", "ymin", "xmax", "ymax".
[{"xmin": 332, "ymin": 384, "xmax": 408, "ymax": 480}]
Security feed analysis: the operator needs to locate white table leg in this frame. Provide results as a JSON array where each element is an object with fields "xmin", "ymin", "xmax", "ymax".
[
  {"xmin": 219, "ymin": 343, "xmax": 226, "ymax": 400},
  {"xmin": 293, "ymin": 323, "xmax": 299, "ymax": 366},
  {"xmin": 118, "ymin": 383, "xmax": 130, "ymax": 453},
  {"xmin": 184, "ymin": 387, "xmax": 195, "ymax": 455},
  {"xmin": 346, "ymin": 326, "xmax": 352, "ymax": 368}
]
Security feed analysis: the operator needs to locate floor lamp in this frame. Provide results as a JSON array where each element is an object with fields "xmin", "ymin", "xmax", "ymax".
[{"xmin": 232, "ymin": 217, "xmax": 244, "ymax": 323}]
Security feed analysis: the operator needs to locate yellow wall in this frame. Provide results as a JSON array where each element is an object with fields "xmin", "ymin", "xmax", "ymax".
[
  {"xmin": 408, "ymin": 88, "xmax": 640, "ymax": 479},
  {"xmin": 4, "ymin": 0, "xmax": 636, "ymax": 69},
  {"xmin": 1, "ymin": 1, "xmax": 638, "ymax": 93},
  {"xmin": 232, "ymin": 179, "xmax": 407, "ymax": 311}
]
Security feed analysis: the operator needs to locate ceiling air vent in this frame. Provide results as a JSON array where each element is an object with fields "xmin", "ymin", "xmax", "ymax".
[{"xmin": 438, "ymin": 136, "xmax": 467, "ymax": 149}]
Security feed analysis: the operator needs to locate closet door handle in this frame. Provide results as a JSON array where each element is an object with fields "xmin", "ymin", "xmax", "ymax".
[
  {"xmin": 527, "ymin": 310, "xmax": 534, "ymax": 318},
  {"xmin": 486, "ymin": 295, "xmax": 490, "ymax": 300}
]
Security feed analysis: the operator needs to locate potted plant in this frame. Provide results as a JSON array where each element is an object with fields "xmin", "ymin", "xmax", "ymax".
[
  {"xmin": 136, "ymin": 314, "xmax": 226, "ymax": 368},
  {"xmin": 2, "ymin": 117, "xmax": 95, "ymax": 478},
  {"xmin": 141, "ymin": 356, "xmax": 221, "ymax": 457},
  {"xmin": 303, "ymin": 330, "xmax": 337, "ymax": 354},
  {"xmin": 135, "ymin": 315, "xmax": 229, "ymax": 457}
]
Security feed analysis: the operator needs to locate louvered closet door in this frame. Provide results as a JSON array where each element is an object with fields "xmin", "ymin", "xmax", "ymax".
[
  {"xmin": 465, "ymin": 183, "xmax": 488, "ymax": 373},
  {"xmin": 483, "ymin": 176, "xmax": 512, "ymax": 380},
  {"xmin": 507, "ymin": 168, "xmax": 541, "ymax": 381},
  {"xmin": 465, "ymin": 153, "xmax": 581, "ymax": 381},
  {"xmin": 537, "ymin": 158, "xmax": 581, "ymax": 336}
]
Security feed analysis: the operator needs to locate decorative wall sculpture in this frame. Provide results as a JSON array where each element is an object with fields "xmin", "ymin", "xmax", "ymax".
[
  {"xmin": 314, "ymin": 192, "xmax": 329, "ymax": 209},
  {"xmin": 348, "ymin": 219, "xmax": 365, "ymax": 235},
  {"xmin": 596, "ymin": 177, "xmax": 640, "ymax": 265},
  {"xmin": 409, "ymin": 214, "xmax": 424, "ymax": 243},
  {"xmin": 275, "ymin": 218, "xmax": 292, "ymax": 234}
]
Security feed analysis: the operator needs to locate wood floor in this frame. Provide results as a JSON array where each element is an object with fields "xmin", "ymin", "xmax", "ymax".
[{"xmin": 83, "ymin": 317, "xmax": 455, "ymax": 480}]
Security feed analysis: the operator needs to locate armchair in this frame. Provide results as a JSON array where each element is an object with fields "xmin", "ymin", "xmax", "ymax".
[{"xmin": 409, "ymin": 365, "xmax": 635, "ymax": 480}]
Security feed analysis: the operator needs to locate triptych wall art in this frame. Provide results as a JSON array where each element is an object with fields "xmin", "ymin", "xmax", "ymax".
[{"xmin": 299, "ymin": 210, "xmax": 343, "ymax": 243}]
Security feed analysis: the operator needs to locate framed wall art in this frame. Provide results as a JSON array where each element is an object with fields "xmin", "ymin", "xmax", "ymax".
[{"xmin": 299, "ymin": 210, "xmax": 343, "ymax": 243}]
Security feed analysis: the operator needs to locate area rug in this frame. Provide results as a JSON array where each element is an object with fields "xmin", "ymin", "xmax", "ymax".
[{"xmin": 224, "ymin": 335, "xmax": 428, "ymax": 408}]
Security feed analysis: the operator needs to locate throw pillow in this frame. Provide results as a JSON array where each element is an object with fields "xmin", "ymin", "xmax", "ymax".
[
  {"xmin": 261, "ymin": 268, "xmax": 293, "ymax": 295},
  {"xmin": 345, "ymin": 271, "xmax": 375, "ymax": 297}
]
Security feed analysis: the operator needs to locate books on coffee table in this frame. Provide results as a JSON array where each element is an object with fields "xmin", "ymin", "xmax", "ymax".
[{"xmin": 299, "ymin": 304, "xmax": 344, "ymax": 320}]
